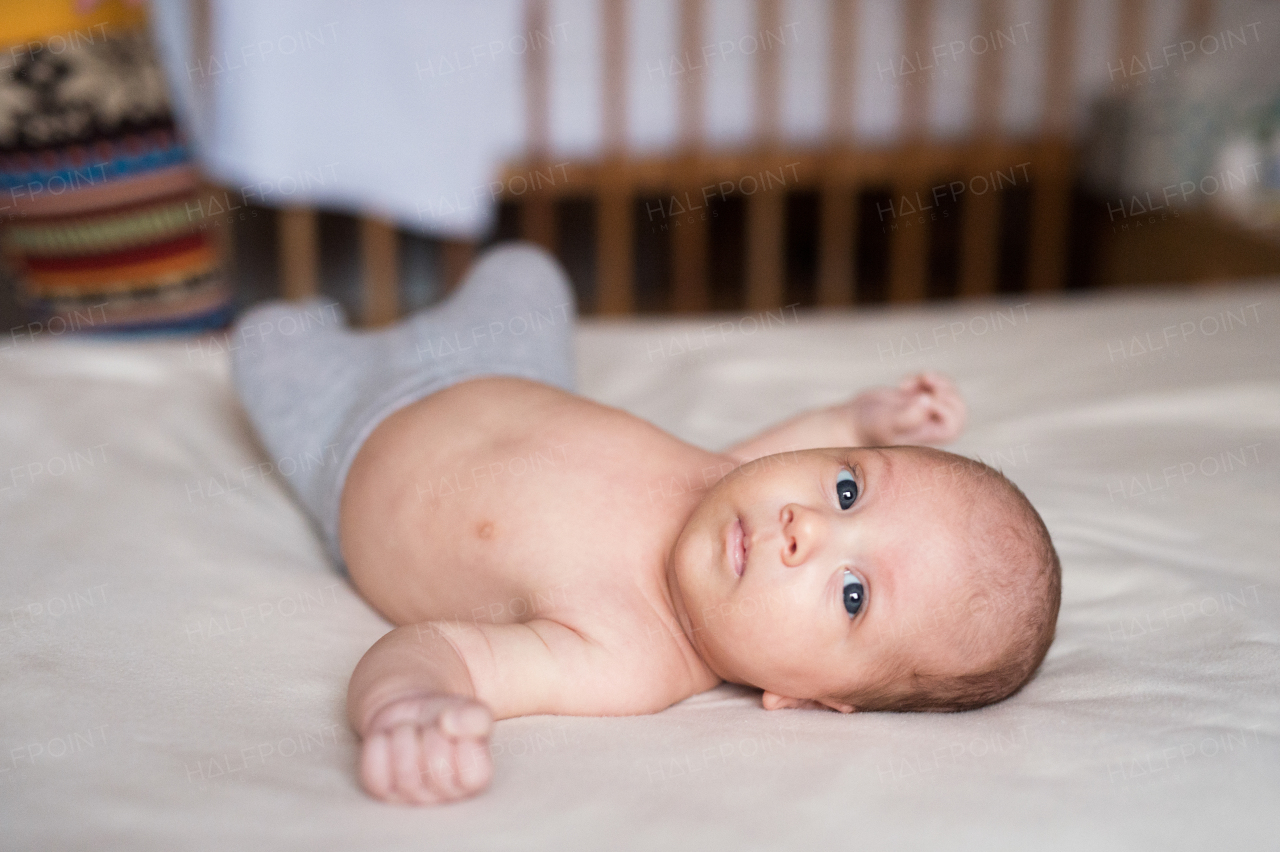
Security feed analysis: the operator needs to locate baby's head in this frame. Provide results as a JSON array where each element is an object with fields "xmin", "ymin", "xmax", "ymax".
[{"xmin": 669, "ymin": 446, "xmax": 1059, "ymax": 712}]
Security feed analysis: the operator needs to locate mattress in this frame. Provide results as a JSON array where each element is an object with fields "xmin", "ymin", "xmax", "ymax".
[{"xmin": 2, "ymin": 282, "xmax": 1278, "ymax": 850}]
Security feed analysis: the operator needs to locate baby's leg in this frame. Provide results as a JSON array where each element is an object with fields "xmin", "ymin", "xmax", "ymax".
[
  {"xmin": 726, "ymin": 372, "xmax": 966, "ymax": 463},
  {"xmin": 229, "ymin": 242, "xmax": 575, "ymax": 565}
]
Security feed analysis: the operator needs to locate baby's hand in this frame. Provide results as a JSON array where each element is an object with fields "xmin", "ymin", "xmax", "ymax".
[
  {"xmin": 847, "ymin": 372, "xmax": 966, "ymax": 447},
  {"xmin": 358, "ymin": 693, "xmax": 494, "ymax": 805}
]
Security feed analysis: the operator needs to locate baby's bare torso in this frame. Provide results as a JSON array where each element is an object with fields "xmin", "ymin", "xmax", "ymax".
[{"xmin": 340, "ymin": 377, "xmax": 727, "ymax": 697}]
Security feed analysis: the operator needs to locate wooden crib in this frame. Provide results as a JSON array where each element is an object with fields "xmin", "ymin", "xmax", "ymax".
[{"xmin": 197, "ymin": 0, "xmax": 1252, "ymax": 326}]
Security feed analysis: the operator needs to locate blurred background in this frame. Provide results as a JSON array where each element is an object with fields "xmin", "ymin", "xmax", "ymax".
[{"xmin": 2, "ymin": 0, "xmax": 1279, "ymax": 334}]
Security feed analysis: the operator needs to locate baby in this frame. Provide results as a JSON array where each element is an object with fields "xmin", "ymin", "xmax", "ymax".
[{"xmin": 230, "ymin": 243, "xmax": 1060, "ymax": 806}]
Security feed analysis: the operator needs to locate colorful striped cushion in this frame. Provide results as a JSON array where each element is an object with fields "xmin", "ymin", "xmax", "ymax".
[{"xmin": 1, "ymin": 22, "xmax": 233, "ymax": 333}]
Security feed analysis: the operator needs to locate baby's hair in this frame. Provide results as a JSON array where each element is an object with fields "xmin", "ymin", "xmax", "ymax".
[{"xmin": 839, "ymin": 447, "xmax": 1061, "ymax": 712}]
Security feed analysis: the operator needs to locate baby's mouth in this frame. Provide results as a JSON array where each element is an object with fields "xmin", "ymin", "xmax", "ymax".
[{"xmin": 731, "ymin": 516, "xmax": 748, "ymax": 578}]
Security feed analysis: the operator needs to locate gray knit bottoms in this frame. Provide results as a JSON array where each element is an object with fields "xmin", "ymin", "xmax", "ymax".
[{"xmin": 229, "ymin": 242, "xmax": 576, "ymax": 569}]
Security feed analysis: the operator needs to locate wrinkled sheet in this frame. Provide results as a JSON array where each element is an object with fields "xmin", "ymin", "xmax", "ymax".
[{"xmin": 2, "ymin": 282, "xmax": 1278, "ymax": 850}]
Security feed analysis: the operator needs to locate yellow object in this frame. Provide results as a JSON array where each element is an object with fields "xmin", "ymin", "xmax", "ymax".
[{"xmin": 0, "ymin": 0, "xmax": 147, "ymax": 49}]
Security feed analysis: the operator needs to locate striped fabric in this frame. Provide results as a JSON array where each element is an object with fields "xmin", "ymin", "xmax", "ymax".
[{"xmin": 0, "ymin": 8, "xmax": 232, "ymax": 333}]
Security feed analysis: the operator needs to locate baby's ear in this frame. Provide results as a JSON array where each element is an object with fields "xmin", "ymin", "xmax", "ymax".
[{"xmin": 761, "ymin": 691, "xmax": 848, "ymax": 712}]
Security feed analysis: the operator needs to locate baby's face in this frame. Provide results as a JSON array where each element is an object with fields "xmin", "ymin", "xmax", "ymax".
[{"xmin": 670, "ymin": 447, "xmax": 994, "ymax": 708}]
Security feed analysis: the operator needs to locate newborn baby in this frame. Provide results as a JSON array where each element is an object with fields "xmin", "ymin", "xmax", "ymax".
[{"xmin": 231, "ymin": 243, "xmax": 1060, "ymax": 806}]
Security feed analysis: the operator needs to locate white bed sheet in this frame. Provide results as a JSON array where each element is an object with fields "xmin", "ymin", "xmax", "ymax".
[{"xmin": 2, "ymin": 282, "xmax": 1278, "ymax": 851}]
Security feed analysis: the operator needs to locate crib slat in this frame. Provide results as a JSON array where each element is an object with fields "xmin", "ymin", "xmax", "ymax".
[
  {"xmin": 900, "ymin": 0, "xmax": 932, "ymax": 139},
  {"xmin": 892, "ymin": 2, "xmax": 931, "ymax": 302},
  {"xmin": 828, "ymin": 0, "xmax": 856, "ymax": 141},
  {"xmin": 277, "ymin": 207, "xmax": 319, "ymax": 299},
  {"xmin": 818, "ymin": 185, "xmax": 855, "ymax": 306},
  {"xmin": 525, "ymin": 0, "xmax": 551, "ymax": 158},
  {"xmin": 520, "ymin": 0, "xmax": 555, "ymax": 255},
  {"xmin": 1028, "ymin": 142, "xmax": 1072, "ymax": 292},
  {"xmin": 597, "ymin": 183, "xmax": 634, "ymax": 314},
  {"xmin": 190, "ymin": 0, "xmax": 212, "ymax": 132},
  {"xmin": 960, "ymin": 0, "xmax": 1006, "ymax": 297},
  {"xmin": 360, "ymin": 216, "xmax": 399, "ymax": 326},
  {"xmin": 1027, "ymin": 0, "xmax": 1079, "ymax": 292},
  {"xmin": 817, "ymin": 0, "xmax": 856, "ymax": 306},
  {"xmin": 746, "ymin": 190, "xmax": 785, "ymax": 309},
  {"xmin": 671, "ymin": 0, "xmax": 708, "ymax": 311},
  {"xmin": 1041, "ymin": 0, "xmax": 1077, "ymax": 136},
  {"xmin": 1181, "ymin": 0, "xmax": 1214, "ymax": 38},
  {"xmin": 973, "ymin": 0, "xmax": 1005, "ymax": 136},
  {"xmin": 745, "ymin": 0, "xmax": 784, "ymax": 309},
  {"xmin": 672, "ymin": 177, "xmax": 710, "ymax": 311},
  {"xmin": 888, "ymin": 175, "xmax": 929, "ymax": 302},
  {"xmin": 756, "ymin": 0, "xmax": 781, "ymax": 146},
  {"xmin": 679, "ymin": 0, "xmax": 705, "ymax": 147},
  {"xmin": 1115, "ymin": 0, "xmax": 1145, "ymax": 77},
  {"xmin": 958, "ymin": 176, "xmax": 1000, "ymax": 297},
  {"xmin": 602, "ymin": 0, "xmax": 628, "ymax": 152}
]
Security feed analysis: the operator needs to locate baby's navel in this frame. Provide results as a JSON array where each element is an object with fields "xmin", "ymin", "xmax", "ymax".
[{"xmin": 477, "ymin": 521, "xmax": 495, "ymax": 540}]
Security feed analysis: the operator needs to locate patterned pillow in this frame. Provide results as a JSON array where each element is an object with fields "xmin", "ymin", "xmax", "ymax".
[{"xmin": 1, "ymin": 25, "xmax": 233, "ymax": 333}]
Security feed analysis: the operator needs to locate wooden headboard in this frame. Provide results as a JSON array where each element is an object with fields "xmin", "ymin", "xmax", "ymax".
[{"xmin": 196, "ymin": 0, "xmax": 1272, "ymax": 327}]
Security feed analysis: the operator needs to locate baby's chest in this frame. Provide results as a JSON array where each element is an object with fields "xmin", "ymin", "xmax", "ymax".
[{"xmin": 407, "ymin": 472, "xmax": 666, "ymax": 617}]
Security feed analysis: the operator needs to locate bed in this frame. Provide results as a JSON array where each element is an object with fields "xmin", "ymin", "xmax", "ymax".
[{"xmin": 2, "ymin": 278, "xmax": 1277, "ymax": 849}]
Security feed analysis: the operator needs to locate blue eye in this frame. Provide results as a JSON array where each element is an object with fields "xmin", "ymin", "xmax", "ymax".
[
  {"xmin": 842, "ymin": 571, "xmax": 865, "ymax": 618},
  {"xmin": 836, "ymin": 469, "xmax": 858, "ymax": 510}
]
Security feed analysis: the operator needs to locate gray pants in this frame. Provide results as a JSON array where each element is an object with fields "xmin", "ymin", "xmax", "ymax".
[{"xmin": 229, "ymin": 243, "xmax": 576, "ymax": 569}]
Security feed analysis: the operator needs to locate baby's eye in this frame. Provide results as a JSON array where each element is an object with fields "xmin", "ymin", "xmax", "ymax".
[
  {"xmin": 836, "ymin": 469, "xmax": 859, "ymax": 510},
  {"xmin": 842, "ymin": 571, "xmax": 866, "ymax": 618}
]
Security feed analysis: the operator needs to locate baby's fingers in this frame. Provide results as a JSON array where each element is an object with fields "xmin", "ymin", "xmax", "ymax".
[
  {"xmin": 359, "ymin": 731, "xmax": 394, "ymax": 801},
  {"xmin": 454, "ymin": 737, "xmax": 494, "ymax": 792},
  {"xmin": 420, "ymin": 729, "xmax": 468, "ymax": 800},
  {"xmin": 439, "ymin": 703, "xmax": 493, "ymax": 739},
  {"xmin": 389, "ymin": 724, "xmax": 437, "ymax": 805}
]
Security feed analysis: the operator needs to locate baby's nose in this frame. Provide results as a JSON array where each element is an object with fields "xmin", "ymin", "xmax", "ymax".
[{"xmin": 780, "ymin": 504, "xmax": 823, "ymax": 567}]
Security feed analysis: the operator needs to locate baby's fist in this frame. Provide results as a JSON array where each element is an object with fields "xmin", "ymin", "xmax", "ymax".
[{"xmin": 359, "ymin": 694, "xmax": 494, "ymax": 805}]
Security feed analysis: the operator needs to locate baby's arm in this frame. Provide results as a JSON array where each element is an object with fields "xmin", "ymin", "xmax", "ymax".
[
  {"xmin": 349, "ymin": 617, "xmax": 658, "ymax": 805},
  {"xmin": 726, "ymin": 371, "xmax": 966, "ymax": 463},
  {"xmin": 347, "ymin": 621, "xmax": 491, "ymax": 805}
]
